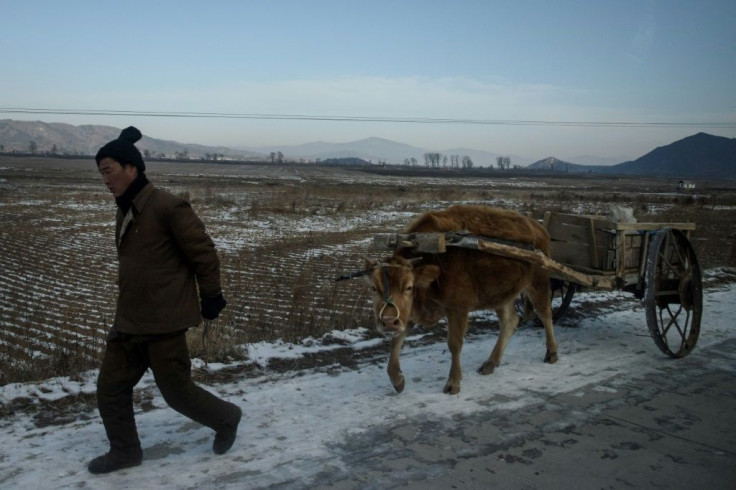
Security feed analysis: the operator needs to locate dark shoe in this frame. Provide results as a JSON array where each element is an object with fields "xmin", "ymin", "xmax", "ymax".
[
  {"xmin": 88, "ymin": 451, "xmax": 142, "ymax": 474},
  {"xmin": 213, "ymin": 406, "xmax": 242, "ymax": 455}
]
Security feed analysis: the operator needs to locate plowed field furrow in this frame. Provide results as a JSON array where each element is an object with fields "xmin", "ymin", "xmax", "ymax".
[
  {"xmin": 4, "ymin": 157, "xmax": 735, "ymax": 385},
  {"xmin": 0, "ymin": 336, "xmax": 99, "ymax": 364},
  {"xmin": 0, "ymin": 337, "xmax": 45, "ymax": 361}
]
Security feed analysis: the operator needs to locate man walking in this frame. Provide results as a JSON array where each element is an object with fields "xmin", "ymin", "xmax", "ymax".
[{"xmin": 88, "ymin": 126, "xmax": 242, "ymax": 474}]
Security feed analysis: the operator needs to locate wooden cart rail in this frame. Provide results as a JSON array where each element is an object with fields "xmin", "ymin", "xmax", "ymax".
[
  {"xmin": 373, "ymin": 231, "xmax": 617, "ymax": 289},
  {"xmin": 543, "ymin": 212, "xmax": 696, "ymax": 288}
]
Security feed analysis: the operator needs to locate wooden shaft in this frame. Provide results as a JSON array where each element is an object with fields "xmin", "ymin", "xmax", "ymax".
[{"xmin": 451, "ymin": 237, "xmax": 617, "ymax": 289}]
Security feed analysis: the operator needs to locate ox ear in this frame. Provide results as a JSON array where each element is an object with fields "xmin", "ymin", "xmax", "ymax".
[
  {"xmin": 413, "ymin": 264, "xmax": 440, "ymax": 289},
  {"xmin": 361, "ymin": 255, "xmax": 379, "ymax": 271}
]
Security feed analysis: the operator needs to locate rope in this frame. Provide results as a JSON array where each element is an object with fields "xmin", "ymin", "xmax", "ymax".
[{"xmin": 377, "ymin": 268, "xmax": 401, "ymax": 324}]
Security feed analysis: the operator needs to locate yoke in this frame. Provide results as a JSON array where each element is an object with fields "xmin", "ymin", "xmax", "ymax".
[{"xmin": 373, "ymin": 230, "xmax": 617, "ymax": 289}]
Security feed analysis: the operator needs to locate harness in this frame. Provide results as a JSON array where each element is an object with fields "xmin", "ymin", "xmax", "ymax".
[
  {"xmin": 335, "ymin": 269, "xmax": 371, "ymax": 281},
  {"xmin": 335, "ymin": 258, "xmax": 422, "ymax": 323},
  {"xmin": 334, "ymin": 262, "xmax": 404, "ymax": 319},
  {"xmin": 377, "ymin": 266, "xmax": 403, "ymax": 322}
]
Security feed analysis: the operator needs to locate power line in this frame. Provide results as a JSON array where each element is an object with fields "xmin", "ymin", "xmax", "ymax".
[{"xmin": 1, "ymin": 107, "xmax": 734, "ymax": 129}]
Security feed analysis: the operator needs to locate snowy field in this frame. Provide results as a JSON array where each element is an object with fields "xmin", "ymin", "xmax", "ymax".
[
  {"xmin": 1, "ymin": 273, "xmax": 734, "ymax": 489},
  {"xmin": 2, "ymin": 158, "xmax": 735, "ymax": 488}
]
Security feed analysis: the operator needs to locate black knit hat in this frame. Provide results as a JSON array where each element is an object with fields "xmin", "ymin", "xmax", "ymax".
[{"xmin": 95, "ymin": 126, "xmax": 145, "ymax": 171}]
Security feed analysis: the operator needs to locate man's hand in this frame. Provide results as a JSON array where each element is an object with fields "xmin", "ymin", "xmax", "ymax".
[{"xmin": 201, "ymin": 293, "xmax": 227, "ymax": 320}]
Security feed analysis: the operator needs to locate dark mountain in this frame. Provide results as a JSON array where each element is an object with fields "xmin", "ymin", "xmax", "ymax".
[
  {"xmin": 605, "ymin": 132, "xmax": 736, "ymax": 179},
  {"xmin": 565, "ymin": 154, "xmax": 632, "ymax": 166},
  {"xmin": 319, "ymin": 157, "xmax": 372, "ymax": 166},
  {"xmin": 525, "ymin": 133, "xmax": 736, "ymax": 179},
  {"xmin": 526, "ymin": 157, "xmax": 597, "ymax": 173}
]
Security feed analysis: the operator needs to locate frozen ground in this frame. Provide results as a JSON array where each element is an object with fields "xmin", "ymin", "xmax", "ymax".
[{"xmin": 1, "ymin": 272, "xmax": 735, "ymax": 489}]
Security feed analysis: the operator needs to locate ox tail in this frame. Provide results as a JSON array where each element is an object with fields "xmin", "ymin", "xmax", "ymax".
[{"xmin": 519, "ymin": 294, "xmax": 536, "ymax": 322}]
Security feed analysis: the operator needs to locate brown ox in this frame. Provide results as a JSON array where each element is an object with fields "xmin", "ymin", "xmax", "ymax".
[{"xmin": 366, "ymin": 204, "xmax": 557, "ymax": 394}]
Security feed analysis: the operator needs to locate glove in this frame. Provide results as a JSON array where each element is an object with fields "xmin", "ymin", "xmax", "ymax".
[{"xmin": 201, "ymin": 293, "xmax": 227, "ymax": 320}]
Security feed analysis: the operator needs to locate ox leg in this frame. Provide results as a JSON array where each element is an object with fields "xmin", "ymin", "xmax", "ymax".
[
  {"xmin": 444, "ymin": 309, "xmax": 468, "ymax": 395},
  {"xmin": 539, "ymin": 312, "xmax": 558, "ymax": 364},
  {"xmin": 479, "ymin": 302, "xmax": 519, "ymax": 375},
  {"xmin": 528, "ymin": 274, "xmax": 558, "ymax": 364},
  {"xmin": 387, "ymin": 331, "xmax": 408, "ymax": 393}
]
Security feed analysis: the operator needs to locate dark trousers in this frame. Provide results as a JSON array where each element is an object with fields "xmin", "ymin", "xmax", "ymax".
[{"xmin": 96, "ymin": 331, "xmax": 240, "ymax": 457}]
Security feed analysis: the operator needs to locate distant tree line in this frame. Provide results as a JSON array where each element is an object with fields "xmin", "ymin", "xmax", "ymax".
[
  {"xmin": 269, "ymin": 151, "xmax": 284, "ymax": 164},
  {"xmin": 0, "ymin": 140, "xmax": 87, "ymax": 157},
  {"xmin": 396, "ymin": 153, "xmax": 516, "ymax": 170},
  {"xmin": 413, "ymin": 152, "xmax": 475, "ymax": 169},
  {"xmin": 496, "ymin": 156, "xmax": 511, "ymax": 170},
  {"xmin": 1, "ymin": 141, "xmax": 515, "ymax": 171}
]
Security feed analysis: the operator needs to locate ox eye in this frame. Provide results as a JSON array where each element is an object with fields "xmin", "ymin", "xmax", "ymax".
[{"xmin": 405, "ymin": 285, "xmax": 413, "ymax": 292}]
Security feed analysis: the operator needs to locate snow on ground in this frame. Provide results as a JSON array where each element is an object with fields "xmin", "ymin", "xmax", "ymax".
[{"xmin": 1, "ymin": 277, "xmax": 735, "ymax": 489}]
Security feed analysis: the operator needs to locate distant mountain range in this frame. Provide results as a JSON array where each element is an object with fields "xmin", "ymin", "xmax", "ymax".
[
  {"xmin": 0, "ymin": 119, "xmax": 518, "ymax": 165},
  {"xmin": 527, "ymin": 132, "xmax": 736, "ymax": 179},
  {"xmin": 247, "ymin": 137, "xmax": 527, "ymax": 167},
  {"xmin": 0, "ymin": 119, "xmax": 263, "ymax": 160},
  {"xmin": 1, "ymin": 119, "xmax": 734, "ymax": 179}
]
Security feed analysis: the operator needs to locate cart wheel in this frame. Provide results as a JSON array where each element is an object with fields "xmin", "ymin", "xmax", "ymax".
[
  {"xmin": 516, "ymin": 279, "xmax": 577, "ymax": 324},
  {"xmin": 550, "ymin": 278, "xmax": 577, "ymax": 322},
  {"xmin": 644, "ymin": 228, "xmax": 702, "ymax": 358}
]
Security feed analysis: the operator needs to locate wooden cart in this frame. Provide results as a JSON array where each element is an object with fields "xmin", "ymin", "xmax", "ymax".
[{"xmin": 373, "ymin": 211, "xmax": 702, "ymax": 358}]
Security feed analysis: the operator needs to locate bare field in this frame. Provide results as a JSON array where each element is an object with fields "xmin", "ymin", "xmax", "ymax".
[{"xmin": 2, "ymin": 156, "xmax": 735, "ymax": 385}]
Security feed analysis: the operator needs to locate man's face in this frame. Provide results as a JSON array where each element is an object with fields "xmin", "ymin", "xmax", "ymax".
[{"xmin": 98, "ymin": 157, "xmax": 138, "ymax": 198}]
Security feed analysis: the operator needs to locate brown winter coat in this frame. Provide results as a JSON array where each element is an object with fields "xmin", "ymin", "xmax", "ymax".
[{"xmin": 113, "ymin": 183, "xmax": 221, "ymax": 335}]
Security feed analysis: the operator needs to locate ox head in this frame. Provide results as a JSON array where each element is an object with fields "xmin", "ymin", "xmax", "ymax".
[{"xmin": 364, "ymin": 256, "xmax": 441, "ymax": 335}]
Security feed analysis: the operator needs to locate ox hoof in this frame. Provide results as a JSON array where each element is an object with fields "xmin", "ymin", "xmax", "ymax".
[
  {"xmin": 478, "ymin": 361, "xmax": 496, "ymax": 375},
  {"xmin": 443, "ymin": 381, "xmax": 461, "ymax": 395},
  {"xmin": 544, "ymin": 350, "xmax": 558, "ymax": 364},
  {"xmin": 392, "ymin": 375, "xmax": 406, "ymax": 393}
]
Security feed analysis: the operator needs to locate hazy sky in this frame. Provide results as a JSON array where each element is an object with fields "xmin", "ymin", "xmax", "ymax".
[{"xmin": 2, "ymin": 0, "xmax": 735, "ymax": 162}]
